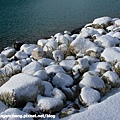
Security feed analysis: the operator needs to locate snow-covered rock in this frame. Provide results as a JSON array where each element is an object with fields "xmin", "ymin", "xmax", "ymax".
[
  {"xmin": 42, "ymin": 81, "xmax": 53, "ymax": 97},
  {"xmin": 51, "ymin": 88, "xmax": 66, "ymax": 102},
  {"xmin": 52, "ymin": 72, "xmax": 74, "ymax": 88},
  {"xmin": 22, "ymin": 61, "xmax": 42, "ymax": 75},
  {"xmin": 37, "ymin": 95, "xmax": 63, "ymax": 113},
  {"xmin": 33, "ymin": 70, "xmax": 48, "ymax": 81},
  {"xmin": 70, "ymin": 36, "xmax": 97, "ymax": 53},
  {"xmin": 0, "ymin": 108, "xmax": 33, "ymax": 120},
  {"xmin": 15, "ymin": 51, "xmax": 28, "ymax": 59},
  {"xmin": 89, "ymin": 62, "xmax": 112, "ymax": 73},
  {"xmin": 79, "ymin": 76, "xmax": 105, "ymax": 90},
  {"xmin": 60, "ymin": 60, "xmax": 76, "ymax": 71},
  {"xmin": 45, "ymin": 65, "xmax": 65, "ymax": 74},
  {"xmin": 93, "ymin": 16, "xmax": 112, "ymax": 25},
  {"xmin": 101, "ymin": 47, "xmax": 120, "ymax": 62},
  {"xmin": 32, "ymin": 47, "xmax": 44, "ymax": 60},
  {"xmin": 94, "ymin": 35, "xmax": 120, "ymax": 48},
  {"xmin": 0, "ymin": 73, "xmax": 44, "ymax": 107},
  {"xmin": 1, "ymin": 47, "xmax": 16, "ymax": 58},
  {"xmin": 80, "ymin": 86, "xmax": 100, "ymax": 105},
  {"xmin": 102, "ymin": 71, "xmax": 120, "ymax": 87},
  {"xmin": 38, "ymin": 58, "xmax": 54, "ymax": 67},
  {"xmin": 52, "ymin": 50, "xmax": 64, "ymax": 61}
]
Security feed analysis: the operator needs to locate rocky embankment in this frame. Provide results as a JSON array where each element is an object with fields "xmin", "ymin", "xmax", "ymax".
[{"xmin": 0, "ymin": 16, "xmax": 120, "ymax": 120}]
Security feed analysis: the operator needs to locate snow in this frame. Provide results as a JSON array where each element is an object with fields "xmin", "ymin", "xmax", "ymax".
[
  {"xmin": 79, "ymin": 76, "xmax": 105, "ymax": 89},
  {"xmin": 0, "ymin": 108, "xmax": 33, "ymax": 120},
  {"xmin": 37, "ymin": 95, "xmax": 63, "ymax": 113},
  {"xmin": 61, "ymin": 92, "xmax": 120, "ymax": 120},
  {"xmin": 80, "ymin": 86, "xmax": 100, "ymax": 105},
  {"xmin": 101, "ymin": 47, "xmax": 120, "ymax": 62},
  {"xmin": 52, "ymin": 72, "xmax": 74, "ymax": 88}
]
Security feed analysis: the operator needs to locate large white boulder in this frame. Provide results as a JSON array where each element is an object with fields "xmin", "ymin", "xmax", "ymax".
[
  {"xmin": 0, "ymin": 101, "xmax": 8, "ymax": 113},
  {"xmin": 0, "ymin": 73, "xmax": 44, "ymax": 107},
  {"xmin": 15, "ymin": 51, "xmax": 28, "ymax": 59}
]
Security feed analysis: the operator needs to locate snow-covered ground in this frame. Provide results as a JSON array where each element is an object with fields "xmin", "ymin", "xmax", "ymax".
[{"xmin": 0, "ymin": 16, "xmax": 120, "ymax": 120}]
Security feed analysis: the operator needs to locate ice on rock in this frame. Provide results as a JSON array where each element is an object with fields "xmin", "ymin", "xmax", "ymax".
[
  {"xmin": 0, "ymin": 108, "xmax": 33, "ymax": 120},
  {"xmin": 33, "ymin": 70, "xmax": 48, "ymax": 81},
  {"xmin": 51, "ymin": 88, "xmax": 66, "ymax": 102},
  {"xmin": 0, "ymin": 73, "xmax": 44, "ymax": 107},
  {"xmin": 80, "ymin": 86, "xmax": 100, "ymax": 105},
  {"xmin": 101, "ymin": 47, "xmax": 120, "ymax": 62},
  {"xmin": 42, "ymin": 81, "xmax": 53, "ymax": 97},
  {"xmin": 94, "ymin": 35, "xmax": 120, "ymax": 48},
  {"xmin": 37, "ymin": 95, "xmax": 63, "ymax": 113},
  {"xmin": 22, "ymin": 61, "xmax": 42, "ymax": 75},
  {"xmin": 60, "ymin": 60, "xmax": 76, "ymax": 71},
  {"xmin": 79, "ymin": 76, "xmax": 105, "ymax": 89},
  {"xmin": 15, "ymin": 51, "xmax": 28, "ymax": 59},
  {"xmin": 52, "ymin": 72, "xmax": 73, "ymax": 88}
]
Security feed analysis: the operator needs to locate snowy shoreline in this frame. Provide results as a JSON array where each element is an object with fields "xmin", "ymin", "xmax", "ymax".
[{"xmin": 0, "ymin": 16, "xmax": 120, "ymax": 120}]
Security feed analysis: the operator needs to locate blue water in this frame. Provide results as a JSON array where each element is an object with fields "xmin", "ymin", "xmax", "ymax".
[{"xmin": 0, "ymin": 0, "xmax": 120, "ymax": 50}]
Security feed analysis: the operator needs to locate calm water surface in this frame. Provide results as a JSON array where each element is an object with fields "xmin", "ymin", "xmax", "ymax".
[{"xmin": 0, "ymin": 0, "xmax": 120, "ymax": 50}]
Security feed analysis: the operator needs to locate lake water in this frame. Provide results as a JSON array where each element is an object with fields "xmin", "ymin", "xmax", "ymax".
[{"xmin": 0, "ymin": 0, "xmax": 120, "ymax": 50}]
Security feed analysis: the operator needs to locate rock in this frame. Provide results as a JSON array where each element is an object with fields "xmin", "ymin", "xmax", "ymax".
[
  {"xmin": 79, "ymin": 86, "xmax": 100, "ymax": 105},
  {"xmin": 79, "ymin": 76, "xmax": 105, "ymax": 90},
  {"xmin": 20, "ymin": 44, "xmax": 37, "ymax": 56},
  {"xmin": 93, "ymin": 16, "xmax": 112, "ymax": 26},
  {"xmin": 64, "ymin": 34, "xmax": 73, "ymax": 43},
  {"xmin": 0, "ymin": 108, "xmax": 33, "ymax": 120},
  {"xmin": 22, "ymin": 61, "xmax": 42, "ymax": 75},
  {"xmin": 115, "ymin": 19, "xmax": 120, "ymax": 26},
  {"xmin": 38, "ymin": 58, "xmax": 54, "ymax": 67},
  {"xmin": 89, "ymin": 62, "xmax": 112, "ymax": 73},
  {"xmin": 1, "ymin": 47, "xmax": 16, "ymax": 58},
  {"xmin": 0, "ymin": 101, "xmax": 8, "ymax": 113},
  {"xmin": 52, "ymin": 72, "xmax": 73, "ymax": 88},
  {"xmin": 32, "ymin": 47, "xmax": 44, "ymax": 60},
  {"xmin": 0, "ymin": 54, "xmax": 8, "ymax": 68},
  {"xmin": 16, "ymin": 59, "xmax": 27, "ymax": 68},
  {"xmin": 37, "ymin": 95, "xmax": 63, "ymax": 113},
  {"xmin": 65, "ymin": 56, "xmax": 75, "ymax": 60},
  {"xmin": 45, "ymin": 65, "xmax": 65, "ymax": 74},
  {"xmin": 37, "ymin": 39, "xmax": 48, "ymax": 47},
  {"xmin": 15, "ymin": 51, "xmax": 28, "ymax": 59},
  {"xmin": 77, "ymin": 58, "xmax": 89, "ymax": 73},
  {"xmin": 13, "ymin": 41, "xmax": 24, "ymax": 51},
  {"xmin": 22, "ymin": 102, "xmax": 38, "ymax": 114},
  {"xmin": 0, "ymin": 73, "xmax": 44, "ymax": 107},
  {"xmin": 64, "ymin": 30, "xmax": 71, "ymax": 35},
  {"xmin": 101, "ymin": 47, "xmax": 120, "ymax": 62},
  {"xmin": 70, "ymin": 36, "xmax": 97, "ymax": 53},
  {"xmin": 51, "ymin": 88, "xmax": 66, "ymax": 102},
  {"xmin": 33, "ymin": 70, "xmax": 48, "ymax": 81},
  {"xmin": 102, "ymin": 71, "xmax": 120, "ymax": 87},
  {"xmin": 94, "ymin": 35, "xmax": 120, "ymax": 48},
  {"xmin": 113, "ymin": 32, "xmax": 120, "ymax": 39},
  {"xmin": 42, "ymin": 81, "xmax": 53, "ymax": 97},
  {"xmin": 60, "ymin": 60, "xmax": 76, "ymax": 71},
  {"xmin": 52, "ymin": 50, "xmax": 64, "ymax": 61}
]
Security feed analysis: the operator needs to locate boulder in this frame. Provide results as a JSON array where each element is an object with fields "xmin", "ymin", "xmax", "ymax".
[
  {"xmin": 0, "ymin": 101, "xmax": 8, "ymax": 113},
  {"xmin": 115, "ymin": 19, "xmax": 120, "ymax": 26},
  {"xmin": 15, "ymin": 51, "xmax": 28, "ymax": 59},
  {"xmin": 37, "ymin": 95, "xmax": 63, "ymax": 113},
  {"xmin": 0, "ymin": 73, "xmax": 44, "ymax": 107},
  {"xmin": 52, "ymin": 50, "xmax": 64, "ymax": 61}
]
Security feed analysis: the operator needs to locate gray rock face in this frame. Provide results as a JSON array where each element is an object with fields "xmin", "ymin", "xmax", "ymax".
[{"xmin": 0, "ymin": 73, "xmax": 44, "ymax": 107}]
